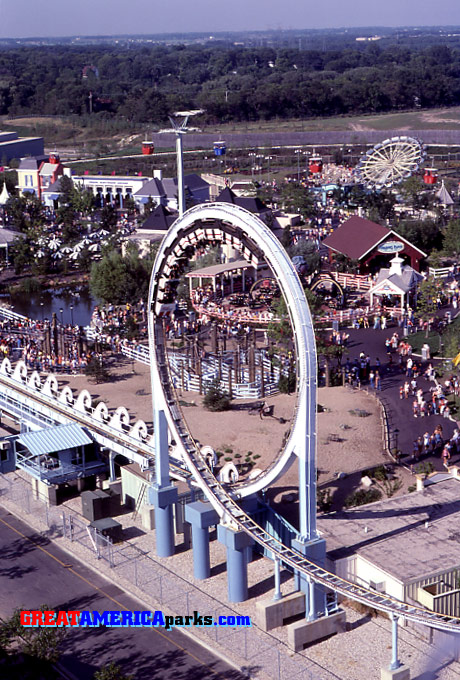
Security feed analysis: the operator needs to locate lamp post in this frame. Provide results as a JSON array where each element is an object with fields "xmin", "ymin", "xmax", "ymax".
[
  {"xmin": 70, "ymin": 304, "xmax": 74, "ymax": 327},
  {"xmin": 256, "ymin": 154, "xmax": 264, "ymax": 178},
  {"xmin": 60, "ymin": 307, "xmax": 64, "ymax": 326},
  {"xmin": 40, "ymin": 301, "xmax": 44, "ymax": 321},
  {"xmin": 295, "ymin": 149, "xmax": 302, "ymax": 182},
  {"xmin": 248, "ymin": 152, "xmax": 257, "ymax": 180},
  {"xmin": 267, "ymin": 155, "xmax": 273, "ymax": 184}
]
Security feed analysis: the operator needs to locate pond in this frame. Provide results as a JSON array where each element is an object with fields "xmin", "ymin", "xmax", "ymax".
[{"xmin": 9, "ymin": 285, "xmax": 96, "ymax": 327}]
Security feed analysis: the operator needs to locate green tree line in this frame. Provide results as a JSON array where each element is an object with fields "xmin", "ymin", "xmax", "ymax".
[{"xmin": 0, "ymin": 42, "xmax": 460, "ymax": 123}]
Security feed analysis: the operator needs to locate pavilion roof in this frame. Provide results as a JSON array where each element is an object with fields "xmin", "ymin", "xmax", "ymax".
[{"xmin": 185, "ymin": 259, "xmax": 252, "ymax": 279}]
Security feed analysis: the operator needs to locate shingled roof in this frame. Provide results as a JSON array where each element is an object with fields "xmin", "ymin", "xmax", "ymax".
[
  {"xmin": 323, "ymin": 216, "xmax": 390, "ymax": 260},
  {"xmin": 140, "ymin": 204, "xmax": 176, "ymax": 233},
  {"xmin": 216, "ymin": 187, "xmax": 271, "ymax": 216}
]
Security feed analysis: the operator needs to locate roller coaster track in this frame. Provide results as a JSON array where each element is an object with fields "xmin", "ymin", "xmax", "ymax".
[
  {"xmin": 148, "ymin": 202, "xmax": 460, "ymax": 633},
  {"xmin": 0, "ymin": 363, "xmax": 191, "ymax": 484}
]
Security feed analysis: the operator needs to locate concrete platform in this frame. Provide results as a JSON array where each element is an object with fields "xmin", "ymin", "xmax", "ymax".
[
  {"xmin": 381, "ymin": 664, "xmax": 410, "ymax": 680},
  {"xmin": 287, "ymin": 609, "xmax": 346, "ymax": 652},
  {"xmin": 256, "ymin": 591, "xmax": 306, "ymax": 631}
]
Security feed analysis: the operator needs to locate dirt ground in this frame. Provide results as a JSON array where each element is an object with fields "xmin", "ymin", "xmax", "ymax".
[{"xmin": 58, "ymin": 357, "xmax": 410, "ymax": 525}]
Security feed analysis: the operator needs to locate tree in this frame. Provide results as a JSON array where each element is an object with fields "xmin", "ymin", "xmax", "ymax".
[
  {"xmin": 93, "ymin": 662, "xmax": 134, "ymax": 680},
  {"xmin": 100, "ymin": 204, "xmax": 118, "ymax": 232},
  {"xmin": 90, "ymin": 250, "xmax": 131, "ymax": 304},
  {"xmin": 0, "ymin": 606, "xmax": 67, "ymax": 663},
  {"xmin": 203, "ymin": 378, "xmax": 231, "ymax": 412},
  {"xmin": 393, "ymin": 218, "xmax": 442, "ymax": 254},
  {"xmin": 90, "ymin": 244, "xmax": 154, "ymax": 305},
  {"xmin": 442, "ymin": 219, "xmax": 460, "ymax": 258},
  {"xmin": 6, "ymin": 194, "xmax": 46, "ymax": 235},
  {"xmin": 280, "ymin": 183, "xmax": 316, "ymax": 220},
  {"xmin": 417, "ymin": 277, "xmax": 441, "ymax": 336}
]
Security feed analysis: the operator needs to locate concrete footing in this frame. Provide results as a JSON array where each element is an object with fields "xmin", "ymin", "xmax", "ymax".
[
  {"xmin": 381, "ymin": 665, "xmax": 410, "ymax": 680},
  {"xmin": 141, "ymin": 505, "xmax": 155, "ymax": 530},
  {"xmin": 287, "ymin": 610, "xmax": 346, "ymax": 652},
  {"xmin": 256, "ymin": 592, "xmax": 306, "ymax": 631}
]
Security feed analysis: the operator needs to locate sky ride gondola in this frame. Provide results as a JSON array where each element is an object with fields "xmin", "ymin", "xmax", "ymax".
[{"xmin": 213, "ymin": 141, "xmax": 227, "ymax": 156}]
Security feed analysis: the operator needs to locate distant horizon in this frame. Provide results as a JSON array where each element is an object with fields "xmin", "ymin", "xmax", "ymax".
[
  {"xmin": 4, "ymin": 24, "xmax": 460, "ymax": 41},
  {"xmin": 2, "ymin": 0, "xmax": 460, "ymax": 40}
]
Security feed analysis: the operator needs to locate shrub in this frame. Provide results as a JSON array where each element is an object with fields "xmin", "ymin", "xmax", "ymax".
[
  {"xmin": 372, "ymin": 465, "xmax": 388, "ymax": 482},
  {"xmin": 203, "ymin": 379, "xmax": 232, "ymax": 412},
  {"xmin": 344, "ymin": 488, "xmax": 382, "ymax": 508},
  {"xmin": 278, "ymin": 372, "xmax": 296, "ymax": 394},
  {"xmin": 85, "ymin": 355, "xmax": 111, "ymax": 383}
]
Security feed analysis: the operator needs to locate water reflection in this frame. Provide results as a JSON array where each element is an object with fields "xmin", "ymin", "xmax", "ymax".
[{"xmin": 9, "ymin": 286, "xmax": 96, "ymax": 327}]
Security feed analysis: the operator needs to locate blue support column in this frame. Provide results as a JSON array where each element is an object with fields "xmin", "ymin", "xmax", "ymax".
[
  {"xmin": 109, "ymin": 450, "xmax": 116, "ymax": 482},
  {"xmin": 273, "ymin": 556, "xmax": 282, "ymax": 601},
  {"xmin": 292, "ymin": 537, "xmax": 327, "ymax": 620},
  {"xmin": 218, "ymin": 524, "xmax": 254, "ymax": 603},
  {"xmin": 150, "ymin": 408, "xmax": 177, "ymax": 557},
  {"xmin": 185, "ymin": 501, "xmax": 219, "ymax": 580},
  {"xmin": 149, "ymin": 485, "xmax": 178, "ymax": 557},
  {"xmin": 390, "ymin": 614, "xmax": 401, "ymax": 671}
]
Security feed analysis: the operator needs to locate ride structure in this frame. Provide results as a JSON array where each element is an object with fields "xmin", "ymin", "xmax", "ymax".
[
  {"xmin": 147, "ymin": 201, "xmax": 460, "ymax": 643},
  {"xmin": 356, "ymin": 136, "xmax": 425, "ymax": 190}
]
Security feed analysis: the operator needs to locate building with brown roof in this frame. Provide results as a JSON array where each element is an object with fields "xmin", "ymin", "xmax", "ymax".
[{"xmin": 323, "ymin": 215, "xmax": 426, "ymax": 273}]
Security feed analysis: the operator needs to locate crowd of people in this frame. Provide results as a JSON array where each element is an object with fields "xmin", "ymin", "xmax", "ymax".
[{"xmin": 412, "ymin": 425, "xmax": 460, "ymax": 467}]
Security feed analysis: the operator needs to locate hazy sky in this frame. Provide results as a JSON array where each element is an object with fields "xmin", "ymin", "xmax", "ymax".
[{"xmin": 2, "ymin": 0, "xmax": 460, "ymax": 38}]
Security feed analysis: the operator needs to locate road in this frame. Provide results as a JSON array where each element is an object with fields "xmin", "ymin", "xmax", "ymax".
[{"xmin": 0, "ymin": 507, "xmax": 247, "ymax": 680}]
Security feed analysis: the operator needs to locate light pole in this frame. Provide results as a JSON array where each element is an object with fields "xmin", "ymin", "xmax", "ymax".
[
  {"xmin": 60, "ymin": 307, "xmax": 64, "ymax": 326},
  {"xmin": 70, "ymin": 304, "xmax": 74, "ymax": 327},
  {"xmin": 159, "ymin": 109, "xmax": 204, "ymax": 217},
  {"xmin": 40, "ymin": 301, "xmax": 44, "ymax": 321},
  {"xmin": 295, "ymin": 149, "xmax": 302, "ymax": 182},
  {"xmin": 256, "ymin": 154, "xmax": 264, "ymax": 179},
  {"xmin": 248, "ymin": 152, "xmax": 256, "ymax": 180},
  {"xmin": 267, "ymin": 155, "xmax": 273, "ymax": 184}
]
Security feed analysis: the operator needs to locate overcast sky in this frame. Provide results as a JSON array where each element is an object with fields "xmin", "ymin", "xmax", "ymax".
[{"xmin": 1, "ymin": 0, "xmax": 460, "ymax": 38}]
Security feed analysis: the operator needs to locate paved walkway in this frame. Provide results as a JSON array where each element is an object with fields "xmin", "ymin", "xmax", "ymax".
[{"xmin": 340, "ymin": 322, "xmax": 458, "ymax": 468}]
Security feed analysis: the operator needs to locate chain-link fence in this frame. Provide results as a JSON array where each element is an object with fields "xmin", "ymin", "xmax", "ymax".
[{"xmin": 0, "ymin": 472, "xmax": 328, "ymax": 680}]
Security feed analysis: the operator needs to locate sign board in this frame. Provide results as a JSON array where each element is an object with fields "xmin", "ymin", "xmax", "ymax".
[{"xmin": 377, "ymin": 240, "xmax": 404, "ymax": 254}]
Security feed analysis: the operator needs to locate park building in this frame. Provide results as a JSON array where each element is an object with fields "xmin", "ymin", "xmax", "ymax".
[
  {"xmin": 323, "ymin": 215, "xmax": 426, "ymax": 273},
  {"xmin": 318, "ymin": 467, "xmax": 460, "ymax": 632},
  {"xmin": 16, "ymin": 152, "xmax": 71, "ymax": 204},
  {"xmin": 0, "ymin": 130, "xmax": 44, "ymax": 165}
]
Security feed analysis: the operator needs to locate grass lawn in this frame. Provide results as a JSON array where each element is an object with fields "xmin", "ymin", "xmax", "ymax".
[{"xmin": 408, "ymin": 314, "xmax": 460, "ymax": 357}]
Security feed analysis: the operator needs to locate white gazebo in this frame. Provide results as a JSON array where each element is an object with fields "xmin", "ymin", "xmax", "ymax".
[
  {"xmin": 436, "ymin": 180, "xmax": 454, "ymax": 207},
  {"xmin": 369, "ymin": 255, "xmax": 423, "ymax": 311}
]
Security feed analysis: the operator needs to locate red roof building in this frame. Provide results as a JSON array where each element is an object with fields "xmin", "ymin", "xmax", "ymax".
[{"xmin": 323, "ymin": 216, "xmax": 426, "ymax": 272}]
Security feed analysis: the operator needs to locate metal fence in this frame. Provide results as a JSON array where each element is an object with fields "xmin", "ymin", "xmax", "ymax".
[{"xmin": 0, "ymin": 472, "xmax": 327, "ymax": 680}]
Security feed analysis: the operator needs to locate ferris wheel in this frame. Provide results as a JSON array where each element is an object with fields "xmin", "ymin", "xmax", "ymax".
[{"xmin": 356, "ymin": 136, "xmax": 425, "ymax": 190}]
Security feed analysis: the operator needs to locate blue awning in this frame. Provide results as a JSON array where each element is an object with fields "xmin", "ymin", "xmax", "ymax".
[{"xmin": 19, "ymin": 424, "xmax": 93, "ymax": 456}]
